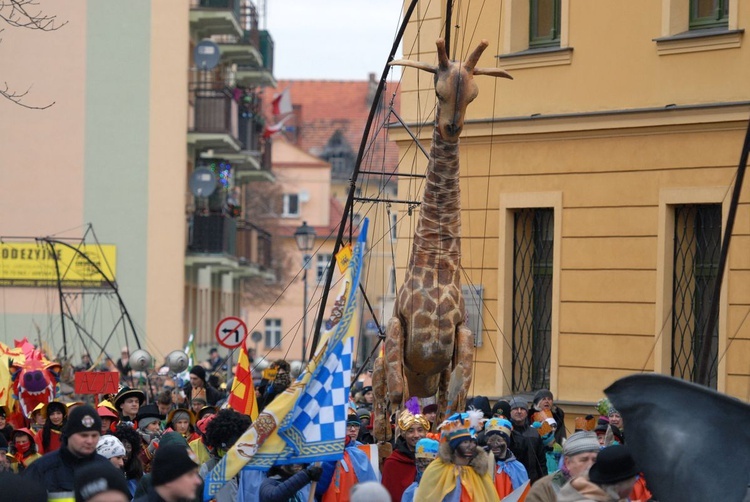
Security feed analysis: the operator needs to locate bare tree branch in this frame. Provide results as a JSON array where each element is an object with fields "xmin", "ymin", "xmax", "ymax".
[
  {"xmin": 0, "ymin": 0, "xmax": 67, "ymax": 31},
  {"xmin": 1, "ymin": 81, "xmax": 53, "ymax": 109}
]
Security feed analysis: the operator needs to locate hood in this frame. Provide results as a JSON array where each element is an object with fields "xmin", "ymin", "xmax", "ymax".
[{"xmin": 437, "ymin": 440, "xmax": 493, "ymax": 477}]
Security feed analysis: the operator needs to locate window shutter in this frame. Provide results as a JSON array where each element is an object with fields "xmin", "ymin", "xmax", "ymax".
[{"xmin": 462, "ymin": 284, "xmax": 484, "ymax": 347}]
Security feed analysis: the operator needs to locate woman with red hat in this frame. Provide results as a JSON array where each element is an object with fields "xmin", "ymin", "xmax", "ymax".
[
  {"xmin": 8, "ymin": 428, "xmax": 41, "ymax": 473},
  {"xmin": 98, "ymin": 403, "xmax": 120, "ymax": 435}
]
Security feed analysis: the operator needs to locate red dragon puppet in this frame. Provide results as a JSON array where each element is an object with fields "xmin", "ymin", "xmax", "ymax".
[{"xmin": 0, "ymin": 338, "xmax": 60, "ymax": 429}]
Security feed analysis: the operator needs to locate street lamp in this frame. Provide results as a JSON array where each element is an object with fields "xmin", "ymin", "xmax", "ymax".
[{"xmin": 294, "ymin": 221, "xmax": 316, "ymax": 362}]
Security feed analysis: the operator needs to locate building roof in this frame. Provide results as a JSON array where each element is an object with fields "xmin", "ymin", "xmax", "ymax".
[
  {"xmin": 271, "ymin": 136, "xmax": 329, "ymax": 168},
  {"xmin": 261, "ymin": 75, "xmax": 400, "ymax": 181}
]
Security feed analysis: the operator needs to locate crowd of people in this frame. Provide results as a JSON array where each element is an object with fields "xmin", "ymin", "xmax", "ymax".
[{"xmin": 0, "ymin": 348, "xmax": 655, "ymax": 501}]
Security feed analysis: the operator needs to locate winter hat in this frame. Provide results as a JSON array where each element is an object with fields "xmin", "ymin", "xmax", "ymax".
[
  {"xmin": 158, "ymin": 431, "xmax": 189, "ymax": 447},
  {"xmin": 484, "ymin": 417, "xmax": 513, "ymax": 440},
  {"xmin": 168, "ymin": 408, "xmax": 195, "ymax": 426},
  {"xmin": 533, "ymin": 389, "xmax": 553, "ymax": 407},
  {"xmin": 422, "ymin": 403, "xmax": 438, "ymax": 415},
  {"xmin": 415, "ymin": 438, "xmax": 439, "ymax": 459},
  {"xmin": 361, "ymin": 386, "xmax": 372, "ymax": 395},
  {"xmin": 562, "ymin": 431, "xmax": 600, "ymax": 457},
  {"xmin": 469, "ymin": 396, "xmax": 492, "ymax": 418},
  {"xmin": 508, "ymin": 397, "xmax": 527, "ymax": 410},
  {"xmin": 96, "ymin": 435, "xmax": 126, "ymax": 459},
  {"xmin": 189, "ymin": 365, "xmax": 207, "ymax": 383},
  {"xmin": 64, "ymin": 405, "xmax": 102, "ymax": 437},
  {"xmin": 492, "ymin": 400, "xmax": 511, "ymax": 418},
  {"xmin": 151, "ymin": 443, "xmax": 200, "ymax": 486},
  {"xmin": 139, "ymin": 415, "xmax": 161, "ymax": 432},
  {"xmin": 350, "ymin": 481, "xmax": 391, "ymax": 502},
  {"xmin": 588, "ymin": 445, "xmax": 639, "ymax": 485},
  {"xmin": 346, "ymin": 413, "xmax": 361, "ymax": 427},
  {"xmin": 74, "ymin": 460, "xmax": 131, "ymax": 502},
  {"xmin": 356, "ymin": 408, "xmax": 371, "ymax": 421},
  {"xmin": 0, "ymin": 471, "xmax": 47, "ymax": 502},
  {"xmin": 439, "ymin": 409, "xmax": 485, "ymax": 449}
]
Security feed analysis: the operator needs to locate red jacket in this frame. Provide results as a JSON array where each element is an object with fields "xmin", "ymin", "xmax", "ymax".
[{"xmin": 381, "ymin": 440, "xmax": 416, "ymax": 502}]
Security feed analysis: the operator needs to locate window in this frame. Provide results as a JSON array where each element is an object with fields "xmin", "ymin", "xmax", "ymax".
[
  {"xmin": 264, "ymin": 318, "xmax": 281, "ymax": 349},
  {"xmin": 671, "ymin": 204, "xmax": 721, "ymax": 388},
  {"xmin": 530, "ymin": 0, "xmax": 561, "ymax": 48},
  {"xmin": 283, "ymin": 193, "xmax": 299, "ymax": 217},
  {"xmin": 462, "ymin": 285, "xmax": 484, "ymax": 347},
  {"xmin": 390, "ymin": 213, "xmax": 398, "ymax": 241},
  {"xmin": 690, "ymin": 0, "xmax": 729, "ymax": 30},
  {"xmin": 316, "ymin": 253, "xmax": 332, "ymax": 282},
  {"xmin": 512, "ymin": 208, "xmax": 553, "ymax": 392}
]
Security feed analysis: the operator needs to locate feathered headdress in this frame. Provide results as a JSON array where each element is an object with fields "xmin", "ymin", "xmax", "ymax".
[{"xmin": 438, "ymin": 408, "xmax": 485, "ymax": 449}]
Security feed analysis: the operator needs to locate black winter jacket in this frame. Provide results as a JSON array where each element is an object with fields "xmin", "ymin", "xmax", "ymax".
[{"xmin": 23, "ymin": 444, "xmax": 111, "ymax": 495}]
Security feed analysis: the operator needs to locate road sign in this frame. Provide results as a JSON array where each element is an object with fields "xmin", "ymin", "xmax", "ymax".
[{"xmin": 215, "ymin": 316, "xmax": 248, "ymax": 349}]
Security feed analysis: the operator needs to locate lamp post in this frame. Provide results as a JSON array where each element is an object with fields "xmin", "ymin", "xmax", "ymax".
[{"xmin": 294, "ymin": 221, "xmax": 316, "ymax": 362}]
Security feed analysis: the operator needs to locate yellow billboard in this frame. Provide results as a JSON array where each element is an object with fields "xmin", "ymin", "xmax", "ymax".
[{"xmin": 0, "ymin": 242, "xmax": 117, "ymax": 287}]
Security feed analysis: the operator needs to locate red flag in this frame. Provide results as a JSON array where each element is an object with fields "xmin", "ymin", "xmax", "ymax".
[
  {"xmin": 263, "ymin": 115, "xmax": 292, "ymax": 139},
  {"xmin": 271, "ymin": 88, "xmax": 292, "ymax": 116},
  {"xmin": 227, "ymin": 345, "xmax": 259, "ymax": 421}
]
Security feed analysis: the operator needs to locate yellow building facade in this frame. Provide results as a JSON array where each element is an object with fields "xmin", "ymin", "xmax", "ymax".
[{"xmin": 391, "ymin": 0, "xmax": 750, "ymax": 412}]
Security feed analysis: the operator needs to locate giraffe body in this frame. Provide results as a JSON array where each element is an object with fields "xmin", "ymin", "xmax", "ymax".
[{"xmin": 372, "ymin": 39, "xmax": 512, "ymax": 438}]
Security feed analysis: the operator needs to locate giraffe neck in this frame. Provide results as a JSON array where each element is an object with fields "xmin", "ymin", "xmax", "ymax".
[{"xmin": 411, "ymin": 124, "xmax": 461, "ymax": 267}]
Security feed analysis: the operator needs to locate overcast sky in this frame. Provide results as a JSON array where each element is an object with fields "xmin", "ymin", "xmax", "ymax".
[{"xmin": 265, "ymin": 0, "xmax": 405, "ymax": 80}]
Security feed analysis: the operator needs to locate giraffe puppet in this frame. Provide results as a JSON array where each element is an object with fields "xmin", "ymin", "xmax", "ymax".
[{"xmin": 372, "ymin": 38, "xmax": 512, "ymax": 441}]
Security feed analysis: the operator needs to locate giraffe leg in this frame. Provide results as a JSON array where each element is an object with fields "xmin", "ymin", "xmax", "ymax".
[
  {"xmin": 453, "ymin": 325, "xmax": 475, "ymax": 415},
  {"xmin": 384, "ymin": 316, "xmax": 405, "ymax": 409},
  {"xmin": 371, "ymin": 354, "xmax": 391, "ymax": 443},
  {"xmin": 437, "ymin": 365, "xmax": 451, "ymax": 427}
]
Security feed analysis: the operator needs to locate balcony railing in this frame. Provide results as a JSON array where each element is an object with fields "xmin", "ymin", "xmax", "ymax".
[
  {"xmin": 189, "ymin": 214, "xmax": 272, "ymax": 270},
  {"xmin": 190, "ymin": 88, "xmax": 238, "ymax": 140},
  {"xmin": 192, "ymin": 0, "xmax": 241, "ymax": 24}
]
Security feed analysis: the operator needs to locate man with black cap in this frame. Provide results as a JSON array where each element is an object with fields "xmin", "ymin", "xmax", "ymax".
[
  {"xmin": 530, "ymin": 388, "xmax": 566, "ymax": 444},
  {"xmin": 75, "ymin": 460, "xmax": 131, "ymax": 502},
  {"xmin": 508, "ymin": 396, "xmax": 547, "ymax": 484},
  {"xmin": 134, "ymin": 443, "xmax": 202, "ymax": 502},
  {"xmin": 183, "ymin": 365, "xmax": 222, "ymax": 406},
  {"xmin": 23, "ymin": 404, "xmax": 112, "ymax": 497},
  {"xmin": 557, "ymin": 444, "xmax": 640, "ymax": 502},
  {"xmin": 114, "ymin": 386, "xmax": 146, "ymax": 422}
]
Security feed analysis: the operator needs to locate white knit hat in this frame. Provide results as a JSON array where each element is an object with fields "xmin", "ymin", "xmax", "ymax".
[{"xmin": 96, "ymin": 435, "xmax": 126, "ymax": 459}]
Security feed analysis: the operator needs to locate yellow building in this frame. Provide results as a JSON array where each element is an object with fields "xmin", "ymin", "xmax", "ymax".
[{"xmin": 391, "ymin": 0, "xmax": 750, "ymax": 415}]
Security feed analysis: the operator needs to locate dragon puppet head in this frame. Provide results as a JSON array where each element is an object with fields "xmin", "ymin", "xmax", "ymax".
[{"xmin": 9, "ymin": 338, "xmax": 61, "ymax": 419}]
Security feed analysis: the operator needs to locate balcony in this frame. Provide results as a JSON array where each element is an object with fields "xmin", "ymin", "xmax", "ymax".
[
  {"xmin": 187, "ymin": 213, "xmax": 273, "ymax": 278},
  {"xmin": 236, "ymin": 30, "xmax": 276, "ymax": 87},
  {"xmin": 188, "ymin": 88, "xmax": 241, "ymax": 152},
  {"xmin": 190, "ymin": 0, "xmax": 242, "ymax": 39},
  {"xmin": 213, "ymin": 2, "xmax": 264, "ymax": 67}
]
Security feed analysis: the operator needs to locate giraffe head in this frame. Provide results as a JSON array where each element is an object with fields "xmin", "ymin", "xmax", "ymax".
[{"xmin": 390, "ymin": 38, "xmax": 512, "ymax": 142}]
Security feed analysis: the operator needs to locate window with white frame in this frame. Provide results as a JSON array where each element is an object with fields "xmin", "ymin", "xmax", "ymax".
[
  {"xmin": 264, "ymin": 318, "xmax": 281, "ymax": 349},
  {"xmin": 283, "ymin": 194, "xmax": 299, "ymax": 217},
  {"xmin": 316, "ymin": 253, "xmax": 332, "ymax": 282}
]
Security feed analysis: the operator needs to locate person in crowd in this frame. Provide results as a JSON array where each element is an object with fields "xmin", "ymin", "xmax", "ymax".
[
  {"xmin": 259, "ymin": 463, "xmax": 322, "ymax": 502},
  {"xmin": 75, "ymin": 352, "xmax": 93, "ymax": 372},
  {"xmin": 530, "ymin": 389, "xmax": 566, "ymax": 444},
  {"xmin": 133, "ymin": 432, "xmax": 192, "ymax": 499},
  {"xmin": 422, "ymin": 403, "xmax": 438, "ymax": 430},
  {"xmin": 355, "ymin": 408, "xmax": 375, "ymax": 444},
  {"xmin": 207, "ymin": 347, "xmax": 226, "ymax": 372},
  {"xmin": 607, "ymin": 406, "xmax": 625, "ymax": 441},
  {"xmin": 558, "ymin": 444, "xmax": 640, "ymax": 502},
  {"xmin": 492, "ymin": 400, "xmax": 511, "ymax": 419},
  {"xmin": 531, "ymin": 411, "xmax": 563, "ymax": 474},
  {"xmin": 114, "ymin": 386, "xmax": 146, "ymax": 422},
  {"xmin": 190, "ymin": 396, "xmax": 208, "ymax": 417},
  {"xmin": 320, "ymin": 417, "xmax": 378, "ymax": 501},
  {"xmin": 156, "ymin": 390, "xmax": 174, "ymax": 418},
  {"xmin": 8, "ymin": 427, "xmax": 42, "ymax": 473},
  {"xmin": 198, "ymin": 409, "xmax": 251, "ymax": 502},
  {"xmin": 166, "ymin": 408, "xmax": 200, "ymax": 443},
  {"xmin": 508, "ymin": 396, "xmax": 547, "ymax": 483},
  {"xmin": 23, "ymin": 405, "xmax": 112, "ymax": 497},
  {"xmin": 402, "ymin": 437, "xmax": 439, "ymax": 502},
  {"xmin": 137, "ymin": 405, "xmax": 164, "ymax": 473},
  {"xmin": 345, "ymin": 412, "xmax": 361, "ymax": 444},
  {"xmin": 113, "ymin": 422, "xmax": 145, "ymax": 497},
  {"xmin": 117, "ymin": 346, "xmax": 132, "ymax": 381},
  {"xmin": 36, "ymin": 400, "xmax": 67, "ymax": 454},
  {"xmin": 469, "ymin": 395, "xmax": 493, "ymax": 419},
  {"xmin": 97, "ymin": 434, "xmax": 127, "ymax": 470},
  {"xmin": 381, "ymin": 410, "xmax": 429, "ymax": 502},
  {"xmin": 0, "ymin": 432, "xmax": 9, "ymax": 473},
  {"xmin": 484, "ymin": 417, "xmax": 529, "ymax": 499},
  {"xmin": 29, "ymin": 403, "xmax": 46, "ymax": 433},
  {"xmin": 259, "ymin": 360, "xmax": 292, "ymax": 410},
  {"xmin": 189, "ymin": 413, "xmax": 214, "ymax": 465},
  {"xmin": 183, "ymin": 365, "xmax": 222, "ymax": 406},
  {"xmin": 134, "ymin": 443, "xmax": 202, "ymax": 502},
  {"xmin": 525, "ymin": 430, "xmax": 601, "ymax": 502},
  {"xmin": 196, "ymin": 404, "xmax": 217, "ymax": 422},
  {"xmin": 98, "ymin": 400, "xmax": 120, "ymax": 435},
  {"xmin": 357, "ymin": 386, "xmax": 374, "ymax": 411},
  {"xmin": 0, "ymin": 405, "xmax": 13, "ymax": 442},
  {"xmin": 415, "ymin": 410, "xmax": 498, "ymax": 501},
  {"xmin": 74, "ymin": 461, "xmax": 132, "ymax": 502}
]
